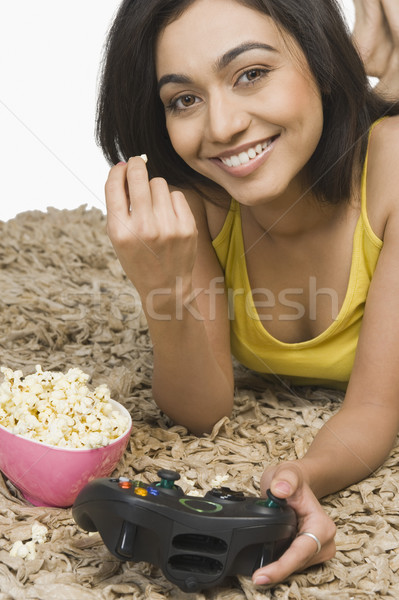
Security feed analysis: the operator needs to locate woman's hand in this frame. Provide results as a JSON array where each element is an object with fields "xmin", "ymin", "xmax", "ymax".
[
  {"xmin": 252, "ymin": 462, "xmax": 336, "ymax": 586},
  {"xmin": 352, "ymin": 0, "xmax": 399, "ymax": 98},
  {"xmin": 105, "ymin": 157, "xmax": 198, "ymax": 314}
]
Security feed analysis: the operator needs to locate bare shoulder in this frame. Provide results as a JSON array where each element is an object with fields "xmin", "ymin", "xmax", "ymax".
[
  {"xmin": 366, "ymin": 115, "xmax": 399, "ymax": 239},
  {"xmin": 170, "ymin": 184, "xmax": 231, "ymax": 240}
]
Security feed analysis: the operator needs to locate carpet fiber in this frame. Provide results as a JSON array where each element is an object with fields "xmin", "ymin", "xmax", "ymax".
[{"xmin": 0, "ymin": 207, "xmax": 398, "ymax": 600}]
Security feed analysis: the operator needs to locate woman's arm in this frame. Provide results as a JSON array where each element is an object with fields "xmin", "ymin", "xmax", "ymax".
[
  {"xmin": 253, "ymin": 117, "xmax": 399, "ymax": 585},
  {"xmin": 106, "ymin": 158, "xmax": 234, "ymax": 435},
  {"xmin": 353, "ymin": 0, "xmax": 399, "ymax": 98},
  {"xmin": 288, "ymin": 117, "xmax": 399, "ymax": 497}
]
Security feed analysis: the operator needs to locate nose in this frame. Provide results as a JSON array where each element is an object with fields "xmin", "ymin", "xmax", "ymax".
[{"xmin": 205, "ymin": 93, "xmax": 251, "ymax": 144}]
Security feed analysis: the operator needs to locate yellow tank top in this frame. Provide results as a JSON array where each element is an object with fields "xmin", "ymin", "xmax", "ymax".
[{"xmin": 212, "ymin": 122, "xmax": 383, "ymax": 390}]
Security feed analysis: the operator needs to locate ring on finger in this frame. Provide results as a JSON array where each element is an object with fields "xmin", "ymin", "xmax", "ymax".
[{"xmin": 297, "ymin": 532, "xmax": 322, "ymax": 554}]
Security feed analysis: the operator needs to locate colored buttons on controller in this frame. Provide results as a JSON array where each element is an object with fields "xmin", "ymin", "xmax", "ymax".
[
  {"xmin": 134, "ymin": 487, "xmax": 148, "ymax": 497},
  {"xmin": 118, "ymin": 477, "xmax": 132, "ymax": 490},
  {"xmin": 117, "ymin": 478, "xmax": 150, "ymax": 492},
  {"xmin": 147, "ymin": 487, "xmax": 160, "ymax": 496}
]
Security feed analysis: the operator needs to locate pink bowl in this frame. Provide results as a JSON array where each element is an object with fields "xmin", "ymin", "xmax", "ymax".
[{"xmin": 0, "ymin": 399, "xmax": 132, "ymax": 508}]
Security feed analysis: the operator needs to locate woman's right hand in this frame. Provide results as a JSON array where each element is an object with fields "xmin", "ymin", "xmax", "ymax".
[
  {"xmin": 105, "ymin": 157, "xmax": 198, "ymax": 315},
  {"xmin": 352, "ymin": 0, "xmax": 399, "ymax": 98}
]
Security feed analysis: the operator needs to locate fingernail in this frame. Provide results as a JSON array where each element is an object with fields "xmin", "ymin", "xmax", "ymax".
[
  {"xmin": 254, "ymin": 575, "xmax": 271, "ymax": 586},
  {"xmin": 275, "ymin": 481, "xmax": 291, "ymax": 495},
  {"xmin": 117, "ymin": 161, "xmax": 126, "ymax": 165}
]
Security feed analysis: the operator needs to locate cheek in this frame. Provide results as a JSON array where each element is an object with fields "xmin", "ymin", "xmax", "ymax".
[
  {"xmin": 266, "ymin": 71, "xmax": 323, "ymax": 127},
  {"xmin": 166, "ymin": 120, "xmax": 198, "ymax": 162},
  {"xmin": 289, "ymin": 81, "xmax": 323, "ymax": 129}
]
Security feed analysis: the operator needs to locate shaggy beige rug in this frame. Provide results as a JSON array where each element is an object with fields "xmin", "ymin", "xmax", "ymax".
[{"xmin": 0, "ymin": 206, "xmax": 398, "ymax": 600}]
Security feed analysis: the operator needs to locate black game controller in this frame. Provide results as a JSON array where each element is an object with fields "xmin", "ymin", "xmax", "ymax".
[{"xmin": 72, "ymin": 469, "xmax": 297, "ymax": 592}]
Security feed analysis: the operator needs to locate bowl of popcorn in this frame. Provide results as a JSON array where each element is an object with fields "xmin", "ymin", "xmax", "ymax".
[{"xmin": 0, "ymin": 365, "xmax": 132, "ymax": 508}]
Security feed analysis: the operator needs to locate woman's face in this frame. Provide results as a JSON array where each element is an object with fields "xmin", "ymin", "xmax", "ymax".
[{"xmin": 156, "ymin": 0, "xmax": 324, "ymax": 206}]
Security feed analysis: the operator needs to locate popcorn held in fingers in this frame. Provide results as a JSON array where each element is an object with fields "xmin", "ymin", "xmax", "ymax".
[
  {"xmin": 140, "ymin": 154, "xmax": 148, "ymax": 163},
  {"xmin": 0, "ymin": 365, "xmax": 130, "ymax": 449}
]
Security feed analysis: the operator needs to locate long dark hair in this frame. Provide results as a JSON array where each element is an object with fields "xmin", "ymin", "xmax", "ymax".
[{"xmin": 96, "ymin": 0, "xmax": 399, "ymax": 203}]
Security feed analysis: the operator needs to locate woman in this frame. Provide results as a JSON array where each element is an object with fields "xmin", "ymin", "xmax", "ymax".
[{"xmin": 98, "ymin": 0, "xmax": 399, "ymax": 586}]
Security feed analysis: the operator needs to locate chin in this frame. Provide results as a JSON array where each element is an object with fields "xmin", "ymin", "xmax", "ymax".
[{"xmin": 227, "ymin": 181, "xmax": 287, "ymax": 206}]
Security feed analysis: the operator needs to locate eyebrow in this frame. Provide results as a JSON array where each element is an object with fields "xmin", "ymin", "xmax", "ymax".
[{"xmin": 157, "ymin": 42, "xmax": 277, "ymax": 92}]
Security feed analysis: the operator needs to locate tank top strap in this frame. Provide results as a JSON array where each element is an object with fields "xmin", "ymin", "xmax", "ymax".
[
  {"xmin": 211, "ymin": 197, "xmax": 240, "ymax": 251},
  {"xmin": 360, "ymin": 118, "xmax": 386, "ymax": 247}
]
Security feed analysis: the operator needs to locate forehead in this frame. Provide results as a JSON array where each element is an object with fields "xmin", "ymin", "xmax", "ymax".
[{"xmin": 155, "ymin": 0, "xmax": 301, "ymax": 75}]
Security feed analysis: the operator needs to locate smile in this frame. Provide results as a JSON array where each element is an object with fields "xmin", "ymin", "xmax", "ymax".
[
  {"xmin": 210, "ymin": 134, "xmax": 280, "ymax": 177},
  {"xmin": 219, "ymin": 137, "xmax": 277, "ymax": 167}
]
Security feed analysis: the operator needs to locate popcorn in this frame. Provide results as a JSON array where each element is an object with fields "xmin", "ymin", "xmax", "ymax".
[
  {"xmin": 9, "ymin": 540, "xmax": 32, "ymax": 560},
  {"xmin": 32, "ymin": 523, "xmax": 48, "ymax": 544},
  {"xmin": 0, "ymin": 366, "xmax": 130, "ymax": 449},
  {"xmin": 140, "ymin": 154, "xmax": 148, "ymax": 163},
  {"xmin": 186, "ymin": 489, "xmax": 202, "ymax": 497},
  {"xmin": 210, "ymin": 474, "xmax": 230, "ymax": 488},
  {"xmin": 9, "ymin": 523, "xmax": 48, "ymax": 561}
]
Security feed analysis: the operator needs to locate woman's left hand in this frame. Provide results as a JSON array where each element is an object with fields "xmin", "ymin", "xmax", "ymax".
[{"xmin": 252, "ymin": 462, "xmax": 336, "ymax": 586}]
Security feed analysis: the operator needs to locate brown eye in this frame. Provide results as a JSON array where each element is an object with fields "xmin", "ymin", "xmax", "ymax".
[
  {"xmin": 246, "ymin": 69, "xmax": 261, "ymax": 81},
  {"xmin": 180, "ymin": 95, "xmax": 196, "ymax": 107},
  {"xmin": 166, "ymin": 93, "xmax": 202, "ymax": 113},
  {"xmin": 237, "ymin": 67, "xmax": 270, "ymax": 86}
]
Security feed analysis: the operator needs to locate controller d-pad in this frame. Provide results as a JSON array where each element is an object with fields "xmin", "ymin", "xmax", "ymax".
[{"xmin": 207, "ymin": 487, "xmax": 245, "ymax": 501}]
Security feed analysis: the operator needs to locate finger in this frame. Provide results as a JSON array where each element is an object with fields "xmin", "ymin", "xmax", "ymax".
[
  {"xmin": 170, "ymin": 190, "xmax": 197, "ymax": 229},
  {"xmin": 126, "ymin": 156, "xmax": 153, "ymax": 215},
  {"xmin": 269, "ymin": 462, "xmax": 305, "ymax": 499},
  {"xmin": 252, "ymin": 534, "xmax": 335, "ymax": 586},
  {"xmin": 150, "ymin": 177, "xmax": 178, "ymax": 224},
  {"xmin": 105, "ymin": 162, "xmax": 131, "ymax": 231},
  {"xmin": 259, "ymin": 468, "xmax": 275, "ymax": 497}
]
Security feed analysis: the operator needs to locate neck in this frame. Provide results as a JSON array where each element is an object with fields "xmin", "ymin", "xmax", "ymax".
[{"xmin": 246, "ymin": 189, "xmax": 343, "ymax": 240}]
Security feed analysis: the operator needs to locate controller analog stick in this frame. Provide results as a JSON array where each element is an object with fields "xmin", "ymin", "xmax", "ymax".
[
  {"xmin": 155, "ymin": 470, "xmax": 183, "ymax": 496},
  {"xmin": 266, "ymin": 489, "xmax": 287, "ymax": 508},
  {"xmin": 157, "ymin": 469, "xmax": 180, "ymax": 488}
]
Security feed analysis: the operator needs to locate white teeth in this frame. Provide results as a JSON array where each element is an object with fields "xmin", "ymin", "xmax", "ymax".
[
  {"xmin": 231, "ymin": 156, "xmax": 241, "ymax": 167},
  {"xmin": 220, "ymin": 138, "xmax": 275, "ymax": 167}
]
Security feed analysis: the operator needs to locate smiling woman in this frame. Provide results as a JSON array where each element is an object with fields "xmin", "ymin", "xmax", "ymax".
[
  {"xmin": 155, "ymin": 2, "xmax": 324, "ymax": 206},
  {"xmin": 96, "ymin": 0, "xmax": 399, "ymax": 590}
]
